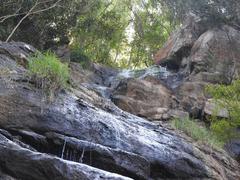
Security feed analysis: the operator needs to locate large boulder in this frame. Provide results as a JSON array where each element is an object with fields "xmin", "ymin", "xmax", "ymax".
[
  {"xmin": 154, "ymin": 13, "xmax": 208, "ymax": 70},
  {"xmin": 175, "ymin": 25, "xmax": 240, "ymax": 117},
  {"xmin": 189, "ymin": 25, "xmax": 240, "ymax": 83},
  {"xmin": 174, "ymin": 81, "xmax": 208, "ymax": 118},
  {"xmin": 203, "ymin": 99, "xmax": 229, "ymax": 120},
  {"xmin": 111, "ymin": 77, "xmax": 189, "ymax": 121},
  {"xmin": 0, "ymin": 41, "xmax": 239, "ymax": 179},
  {"xmin": 153, "ymin": 11, "xmax": 240, "ymax": 119},
  {"xmin": 154, "ymin": 12, "xmax": 240, "ymax": 82}
]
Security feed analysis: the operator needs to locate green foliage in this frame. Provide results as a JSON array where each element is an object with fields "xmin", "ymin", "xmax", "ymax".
[
  {"xmin": 1, "ymin": 0, "xmax": 178, "ymax": 69},
  {"xmin": 172, "ymin": 118, "xmax": 223, "ymax": 148},
  {"xmin": 162, "ymin": 0, "xmax": 240, "ymax": 25},
  {"xmin": 70, "ymin": 0, "xmax": 177, "ymax": 69},
  {"xmin": 2, "ymin": 0, "xmax": 239, "ymax": 69},
  {"xmin": 206, "ymin": 80, "xmax": 240, "ymax": 142},
  {"xmin": 1, "ymin": 0, "xmax": 209, "ymax": 69},
  {"xmin": 0, "ymin": 0, "xmax": 94, "ymax": 49},
  {"xmin": 210, "ymin": 120, "xmax": 237, "ymax": 142},
  {"xmin": 129, "ymin": 0, "xmax": 177, "ymax": 68},
  {"xmin": 70, "ymin": 47, "xmax": 91, "ymax": 69},
  {"xmin": 28, "ymin": 52, "xmax": 69, "ymax": 100},
  {"xmin": 71, "ymin": 0, "xmax": 129, "ymax": 67}
]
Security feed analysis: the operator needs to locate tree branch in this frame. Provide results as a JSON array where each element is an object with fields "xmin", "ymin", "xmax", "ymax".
[
  {"xmin": 0, "ymin": 0, "xmax": 57, "ymax": 23},
  {"xmin": 5, "ymin": 0, "xmax": 61, "ymax": 42}
]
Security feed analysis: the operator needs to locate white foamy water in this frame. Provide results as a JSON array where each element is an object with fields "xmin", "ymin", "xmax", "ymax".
[{"xmin": 116, "ymin": 65, "xmax": 170, "ymax": 80}]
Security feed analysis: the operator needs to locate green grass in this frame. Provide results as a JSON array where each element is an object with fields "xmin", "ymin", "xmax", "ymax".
[
  {"xmin": 171, "ymin": 118, "xmax": 224, "ymax": 149},
  {"xmin": 28, "ymin": 52, "xmax": 69, "ymax": 100}
]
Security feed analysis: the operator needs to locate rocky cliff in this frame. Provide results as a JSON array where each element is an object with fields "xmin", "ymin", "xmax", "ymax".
[
  {"xmin": 0, "ymin": 37, "xmax": 239, "ymax": 180},
  {"xmin": 154, "ymin": 13, "xmax": 240, "ymax": 117},
  {"xmin": 111, "ymin": 13, "xmax": 240, "ymax": 163},
  {"xmin": 112, "ymin": 13, "xmax": 240, "ymax": 123}
]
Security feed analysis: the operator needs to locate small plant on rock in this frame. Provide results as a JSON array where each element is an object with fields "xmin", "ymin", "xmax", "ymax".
[
  {"xmin": 206, "ymin": 80, "xmax": 240, "ymax": 142},
  {"xmin": 28, "ymin": 52, "xmax": 69, "ymax": 101},
  {"xmin": 171, "ymin": 118, "xmax": 224, "ymax": 149}
]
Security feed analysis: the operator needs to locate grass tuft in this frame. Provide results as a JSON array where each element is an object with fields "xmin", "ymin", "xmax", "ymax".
[
  {"xmin": 171, "ymin": 118, "xmax": 224, "ymax": 149},
  {"xmin": 28, "ymin": 52, "xmax": 69, "ymax": 101}
]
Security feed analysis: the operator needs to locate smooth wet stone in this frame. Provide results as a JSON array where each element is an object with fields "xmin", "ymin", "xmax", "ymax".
[{"xmin": 0, "ymin": 41, "xmax": 239, "ymax": 180}]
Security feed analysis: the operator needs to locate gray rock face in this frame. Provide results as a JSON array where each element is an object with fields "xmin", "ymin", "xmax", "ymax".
[
  {"xmin": 225, "ymin": 140, "xmax": 240, "ymax": 162},
  {"xmin": 0, "ymin": 134, "xmax": 131, "ymax": 180},
  {"xmin": 0, "ymin": 41, "xmax": 239, "ymax": 180},
  {"xmin": 0, "ymin": 41, "xmax": 36, "ymax": 67},
  {"xmin": 0, "ymin": 87, "xmax": 207, "ymax": 179}
]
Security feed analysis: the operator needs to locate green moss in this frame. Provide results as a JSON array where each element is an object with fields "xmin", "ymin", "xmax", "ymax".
[{"xmin": 28, "ymin": 52, "xmax": 69, "ymax": 100}]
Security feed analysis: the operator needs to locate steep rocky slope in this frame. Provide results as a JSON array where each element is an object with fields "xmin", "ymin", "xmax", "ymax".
[
  {"xmin": 0, "ymin": 40, "xmax": 239, "ymax": 180},
  {"xmin": 112, "ymin": 13, "xmax": 240, "ymax": 124},
  {"xmin": 154, "ymin": 13, "xmax": 240, "ymax": 117},
  {"xmin": 110, "ymin": 13, "xmax": 240, "ymax": 163}
]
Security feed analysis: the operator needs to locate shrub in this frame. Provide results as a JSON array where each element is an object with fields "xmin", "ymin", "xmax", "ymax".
[
  {"xmin": 28, "ymin": 52, "xmax": 69, "ymax": 101},
  {"xmin": 171, "ymin": 118, "xmax": 224, "ymax": 148},
  {"xmin": 70, "ymin": 47, "xmax": 91, "ymax": 69},
  {"xmin": 206, "ymin": 80, "xmax": 240, "ymax": 142}
]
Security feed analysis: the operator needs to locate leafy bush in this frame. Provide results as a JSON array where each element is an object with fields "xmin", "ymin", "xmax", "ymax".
[
  {"xmin": 28, "ymin": 52, "xmax": 69, "ymax": 101},
  {"xmin": 171, "ymin": 118, "xmax": 223, "ymax": 148},
  {"xmin": 70, "ymin": 47, "xmax": 91, "ymax": 69},
  {"xmin": 206, "ymin": 80, "xmax": 240, "ymax": 142}
]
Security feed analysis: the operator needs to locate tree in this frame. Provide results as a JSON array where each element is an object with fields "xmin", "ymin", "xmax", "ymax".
[
  {"xmin": 128, "ymin": 0, "xmax": 176, "ymax": 68},
  {"xmin": 0, "ymin": 0, "xmax": 179, "ymax": 68},
  {"xmin": 161, "ymin": 0, "xmax": 240, "ymax": 27},
  {"xmin": 71, "ymin": 0, "xmax": 130, "ymax": 66},
  {"xmin": 0, "ymin": 0, "xmax": 95, "ymax": 49},
  {"xmin": 6, "ymin": 0, "xmax": 239, "ymax": 68},
  {"xmin": 4, "ymin": 0, "xmax": 62, "ymax": 42}
]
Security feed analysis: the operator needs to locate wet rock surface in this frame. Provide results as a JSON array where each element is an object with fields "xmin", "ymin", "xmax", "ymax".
[
  {"xmin": 0, "ymin": 41, "xmax": 239, "ymax": 179},
  {"xmin": 0, "ymin": 134, "xmax": 131, "ymax": 180}
]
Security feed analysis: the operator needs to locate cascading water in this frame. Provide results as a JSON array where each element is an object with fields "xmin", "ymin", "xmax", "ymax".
[
  {"xmin": 139, "ymin": 65, "xmax": 171, "ymax": 79},
  {"xmin": 116, "ymin": 65, "xmax": 171, "ymax": 80},
  {"xmin": 80, "ymin": 65, "xmax": 184, "ymax": 99},
  {"xmin": 81, "ymin": 83, "xmax": 111, "ymax": 98},
  {"xmin": 114, "ymin": 65, "xmax": 183, "ymax": 90}
]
